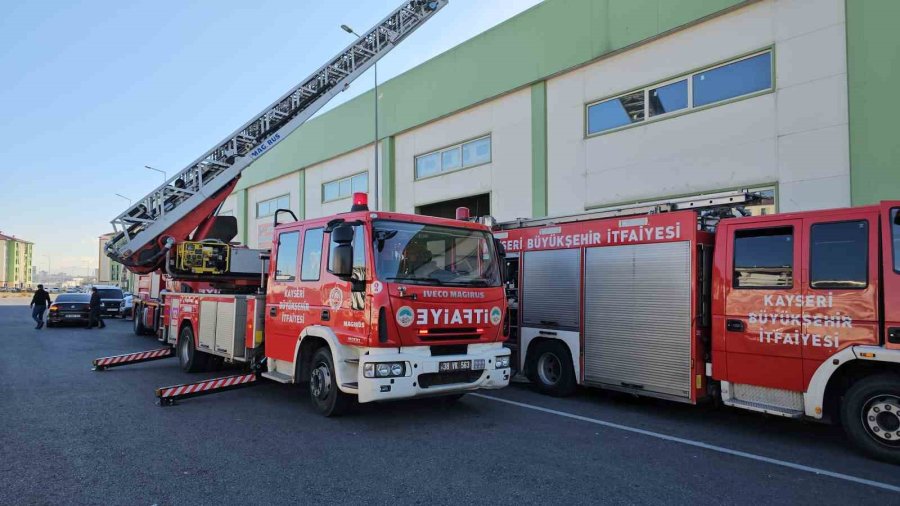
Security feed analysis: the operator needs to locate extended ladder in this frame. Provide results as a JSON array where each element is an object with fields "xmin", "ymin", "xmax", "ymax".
[{"xmin": 106, "ymin": 0, "xmax": 448, "ymax": 267}]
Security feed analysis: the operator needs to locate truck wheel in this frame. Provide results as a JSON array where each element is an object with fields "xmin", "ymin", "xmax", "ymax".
[
  {"xmin": 527, "ymin": 340, "xmax": 576, "ymax": 397},
  {"xmin": 841, "ymin": 374, "xmax": 900, "ymax": 464},
  {"xmin": 309, "ymin": 347, "xmax": 352, "ymax": 417},
  {"xmin": 177, "ymin": 325, "xmax": 206, "ymax": 373},
  {"xmin": 133, "ymin": 306, "xmax": 145, "ymax": 335}
]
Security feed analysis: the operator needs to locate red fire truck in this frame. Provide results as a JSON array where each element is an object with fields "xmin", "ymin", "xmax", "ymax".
[
  {"xmin": 92, "ymin": 1, "xmax": 510, "ymax": 416},
  {"xmin": 497, "ymin": 193, "xmax": 900, "ymax": 462},
  {"xmin": 159, "ymin": 195, "xmax": 510, "ymax": 415}
]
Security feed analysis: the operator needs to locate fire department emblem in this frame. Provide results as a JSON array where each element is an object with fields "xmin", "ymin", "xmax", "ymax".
[
  {"xmin": 490, "ymin": 306, "xmax": 503, "ymax": 326},
  {"xmin": 328, "ymin": 287, "xmax": 344, "ymax": 310},
  {"xmin": 396, "ymin": 306, "xmax": 415, "ymax": 328}
]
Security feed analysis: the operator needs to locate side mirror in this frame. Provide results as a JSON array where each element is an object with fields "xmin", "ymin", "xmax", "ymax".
[
  {"xmin": 331, "ymin": 224, "xmax": 354, "ymax": 244},
  {"xmin": 330, "ymin": 244, "xmax": 354, "ymax": 278}
]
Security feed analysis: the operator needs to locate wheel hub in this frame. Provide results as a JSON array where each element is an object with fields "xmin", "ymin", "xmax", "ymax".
[
  {"xmin": 863, "ymin": 396, "xmax": 900, "ymax": 445},
  {"xmin": 311, "ymin": 365, "xmax": 332, "ymax": 400},
  {"xmin": 537, "ymin": 352, "xmax": 561, "ymax": 385}
]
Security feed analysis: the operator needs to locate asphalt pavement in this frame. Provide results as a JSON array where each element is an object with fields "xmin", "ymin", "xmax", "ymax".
[{"xmin": 1, "ymin": 298, "xmax": 899, "ymax": 505}]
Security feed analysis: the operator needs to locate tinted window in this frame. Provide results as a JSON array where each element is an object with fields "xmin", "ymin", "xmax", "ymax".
[
  {"xmin": 733, "ymin": 227, "xmax": 793, "ymax": 288},
  {"xmin": 57, "ymin": 294, "xmax": 89, "ymax": 303},
  {"xmin": 893, "ymin": 208, "xmax": 900, "ymax": 272},
  {"xmin": 693, "ymin": 52, "xmax": 772, "ymax": 107},
  {"xmin": 811, "ymin": 221, "xmax": 868, "ymax": 289},
  {"xmin": 301, "ymin": 228, "xmax": 324, "ymax": 281},
  {"xmin": 328, "ymin": 225, "xmax": 367, "ymax": 280},
  {"xmin": 98, "ymin": 289, "xmax": 124, "ymax": 299},
  {"xmin": 587, "ymin": 90, "xmax": 645, "ymax": 134},
  {"xmin": 274, "ymin": 231, "xmax": 299, "ymax": 281},
  {"xmin": 649, "ymin": 80, "xmax": 688, "ymax": 117}
]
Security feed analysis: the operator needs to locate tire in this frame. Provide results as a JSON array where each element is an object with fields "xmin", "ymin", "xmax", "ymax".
[
  {"xmin": 177, "ymin": 325, "xmax": 206, "ymax": 373},
  {"xmin": 308, "ymin": 347, "xmax": 353, "ymax": 417},
  {"xmin": 527, "ymin": 340, "xmax": 577, "ymax": 397},
  {"xmin": 841, "ymin": 374, "xmax": 900, "ymax": 464},
  {"xmin": 133, "ymin": 306, "xmax": 145, "ymax": 335}
]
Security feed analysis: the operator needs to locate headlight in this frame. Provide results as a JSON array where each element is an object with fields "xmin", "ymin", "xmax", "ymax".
[
  {"xmin": 495, "ymin": 355, "xmax": 511, "ymax": 369},
  {"xmin": 363, "ymin": 362, "xmax": 406, "ymax": 378}
]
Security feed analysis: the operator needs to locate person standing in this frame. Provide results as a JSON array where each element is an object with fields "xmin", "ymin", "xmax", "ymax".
[
  {"xmin": 87, "ymin": 287, "xmax": 106, "ymax": 329},
  {"xmin": 30, "ymin": 284, "xmax": 52, "ymax": 329}
]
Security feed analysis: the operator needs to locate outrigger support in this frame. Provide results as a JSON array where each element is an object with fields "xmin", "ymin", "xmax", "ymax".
[
  {"xmin": 92, "ymin": 347, "xmax": 175, "ymax": 371},
  {"xmin": 155, "ymin": 372, "xmax": 260, "ymax": 407}
]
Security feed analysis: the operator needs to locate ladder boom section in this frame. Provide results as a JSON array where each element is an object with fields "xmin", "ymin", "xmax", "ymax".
[{"xmin": 107, "ymin": 0, "xmax": 448, "ymax": 267}]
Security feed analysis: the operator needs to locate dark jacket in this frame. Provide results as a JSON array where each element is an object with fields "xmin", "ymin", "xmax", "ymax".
[
  {"xmin": 30, "ymin": 289, "xmax": 51, "ymax": 308},
  {"xmin": 90, "ymin": 291, "xmax": 101, "ymax": 309}
]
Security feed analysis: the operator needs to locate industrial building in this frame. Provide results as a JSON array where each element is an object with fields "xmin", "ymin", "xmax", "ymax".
[
  {"xmin": 0, "ymin": 232, "xmax": 33, "ymax": 289},
  {"xmin": 219, "ymin": 0, "xmax": 898, "ymax": 248}
]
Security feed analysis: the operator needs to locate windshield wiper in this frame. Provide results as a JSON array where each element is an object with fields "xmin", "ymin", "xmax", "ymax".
[{"xmin": 385, "ymin": 278, "xmax": 444, "ymax": 285}]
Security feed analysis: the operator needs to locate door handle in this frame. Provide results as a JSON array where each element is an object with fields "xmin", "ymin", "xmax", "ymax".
[
  {"xmin": 269, "ymin": 307, "xmax": 277, "ymax": 317},
  {"xmin": 726, "ymin": 319, "xmax": 744, "ymax": 332},
  {"xmin": 321, "ymin": 310, "xmax": 330, "ymax": 321}
]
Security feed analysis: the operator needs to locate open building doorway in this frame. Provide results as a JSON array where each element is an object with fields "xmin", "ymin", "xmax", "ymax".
[{"xmin": 416, "ymin": 193, "xmax": 490, "ymax": 220}]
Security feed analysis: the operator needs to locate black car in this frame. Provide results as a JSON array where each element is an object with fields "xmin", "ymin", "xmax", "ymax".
[
  {"xmin": 47, "ymin": 293, "xmax": 91, "ymax": 327},
  {"xmin": 94, "ymin": 286, "xmax": 126, "ymax": 318}
]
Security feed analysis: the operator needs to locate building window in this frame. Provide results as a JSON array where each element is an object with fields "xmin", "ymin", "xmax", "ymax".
[
  {"xmin": 274, "ymin": 231, "xmax": 299, "ymax": 282},
  {"xmin": 693, "ymin": 52, "xmax": 772, "ymax": 107},
  {"xmin": 733, "ymin": 227, "xmax": 793, "ymax": 289},
  {"xmin": 587, "ymin": 50, "xmax": 773, "ymax": 136},
  {"xmin": 300, "ymin": 228, "xmax": 324, "ymax": 281},
  {"xmin": 323, "ymin": 172, "xmax": 368, "ymax": 202},
  {"xmin": 256, "ymin": 195, "xmax": 290, "ymax": 218},
  {"xmin": 810, "ymin": 221, "xmax": 868, "ymax": 289},
  {"xmin": 415, "ymin": 136, "xmax": 491, "ymax": 179}
]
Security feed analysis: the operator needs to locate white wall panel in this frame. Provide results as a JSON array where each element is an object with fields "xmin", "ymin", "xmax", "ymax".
[
  {"xmin": 394, "ymin": 88, "xmax": 532, "ymax": 221},
  {"xmin": 548, "ymin": 0, "xmax": 849, "ymax": 215}
]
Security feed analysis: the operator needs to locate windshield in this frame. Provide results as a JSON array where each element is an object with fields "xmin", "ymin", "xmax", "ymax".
[
  {"xmin": 373, "ymin": 220, "xmax": 501, "ymax": 287},
  {"xmin": 98, "ymin": 289, "xmax": 124, "ymax": 299}
]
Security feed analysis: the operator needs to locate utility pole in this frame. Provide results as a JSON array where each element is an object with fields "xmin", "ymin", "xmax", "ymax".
[{"xmin": 342, "ymin": 24, "xmax": 379, "ymax": 210}]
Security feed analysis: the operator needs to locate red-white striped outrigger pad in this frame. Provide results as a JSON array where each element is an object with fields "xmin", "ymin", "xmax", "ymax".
[
  {"xmin": 93, "ymin": 348, "xmax": 173, "ymax": 367},
  {"xmin": 156, "ymin": 373, "xmax": 257, "ymax": 399}
]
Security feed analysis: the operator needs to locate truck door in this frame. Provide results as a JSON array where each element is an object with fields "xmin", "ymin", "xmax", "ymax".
[
  {"xmin": 882, "ymin": 203, "xmax": 900, "ymax": 349},
  {"xmin": 801, "ymin": 212, "xmax": 878, "ymax": 386},
  {"xmin": 265, "ymin": 228, "xmax": 302, "ymax": 361},
  {"xmin": 723, "ymin": 220, "xmax": 804, "ymax": 392},
  {"xmin": 324, "ymin": 224, "xmax": 369, "ymax": 346}
]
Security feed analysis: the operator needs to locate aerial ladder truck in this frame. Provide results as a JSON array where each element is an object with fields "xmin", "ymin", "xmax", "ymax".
[{"xmin": 94, "ymin": 0, "xmax": 513, "ymax": 416}]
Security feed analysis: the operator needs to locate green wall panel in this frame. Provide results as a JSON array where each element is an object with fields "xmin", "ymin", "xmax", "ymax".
[
  {"xmin": 531, "ymin": 81, "xmax": 548, "ymax": 218},
  {"xmin": 847, "ymin": 0, "xmax": 900, "ymax": 205},
  {"xmin": 381, "ymin": 137, "xmax": 396, "ymax": 212},
  {"xmin": 236, "ymin": 0, "xmax": 747, "ymax": 193}
]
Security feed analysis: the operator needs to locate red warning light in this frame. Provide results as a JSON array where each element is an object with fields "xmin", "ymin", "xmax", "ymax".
[
  {"xmin": 351, "ymin": 192, "xmax": 369, "ymax": 212},
  {"xmin": 455, "ymin": 207, "xmax": 471, "ymax": 221}
]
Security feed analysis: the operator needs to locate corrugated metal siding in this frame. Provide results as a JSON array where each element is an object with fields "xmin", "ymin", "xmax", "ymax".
[
  {"xmin": 522, "ymin": 249, "xmax": 581, "ymax": 330},
  {"xmin": 583, "ymin": 241, "xmax": 692, "ymax": 399},
  {"xmin": 199, "ymin": 301, "xmax": 217, "ymax": 351}
]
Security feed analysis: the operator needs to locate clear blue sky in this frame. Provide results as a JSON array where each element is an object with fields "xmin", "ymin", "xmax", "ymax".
[{"xmin": 0, "ymin": 0, "xmax": 541, "ymax": 275}]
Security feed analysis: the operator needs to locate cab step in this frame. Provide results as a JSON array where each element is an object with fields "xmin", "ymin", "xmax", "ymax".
[{"xmin": 260, "ymin": 371, "xmax": 293, "ymax": 384}]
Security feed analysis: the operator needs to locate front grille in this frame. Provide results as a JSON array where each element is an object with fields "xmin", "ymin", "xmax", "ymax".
[
  {"xmin": 418, "ymin": 370, "xmax": 483, "ymax": 388},
  {"xmin": 430, "ymin": 345, "xmax": 468, "ymax": 356}
]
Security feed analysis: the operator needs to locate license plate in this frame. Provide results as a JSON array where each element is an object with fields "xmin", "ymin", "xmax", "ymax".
[
  {"xmin": 65, "ymin": 314, "xmax": 80, "ymax": 319},
  {"xmin": 439, "ymin": 359, "xmax": 485, "ymax": 372}
]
